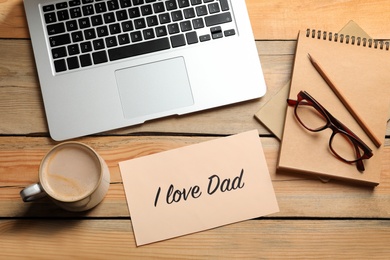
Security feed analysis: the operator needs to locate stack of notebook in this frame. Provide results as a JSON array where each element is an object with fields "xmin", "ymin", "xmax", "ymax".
[{"xmin": 258, "ymin": 22, "xmax": 390, "ymax": 186}]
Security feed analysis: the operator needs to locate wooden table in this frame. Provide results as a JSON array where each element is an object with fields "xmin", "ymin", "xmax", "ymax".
[{"xmin": 1, "ymin": 0, "xmax": 389, "ymax": 258}]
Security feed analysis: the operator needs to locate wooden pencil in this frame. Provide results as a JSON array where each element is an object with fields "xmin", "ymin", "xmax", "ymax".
[{"xmin": 308, "ymin": 53, "xmax": 382, "ymax": 148}]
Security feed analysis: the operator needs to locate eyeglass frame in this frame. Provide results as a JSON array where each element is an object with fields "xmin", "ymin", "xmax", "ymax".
[{"xmin": 287, "ymin": 90, "xmax": 373, "ymax": 172}]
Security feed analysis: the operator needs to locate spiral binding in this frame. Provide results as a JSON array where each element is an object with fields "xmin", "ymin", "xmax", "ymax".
[{"xmin": 306, "ymin": 29, "xmax": 390, "ymax": 51}]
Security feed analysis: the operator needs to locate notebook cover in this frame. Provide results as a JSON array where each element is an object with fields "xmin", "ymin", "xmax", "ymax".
[{"xmin": 277, "ymin": 29, "xmax": 390, "ymax": 186}]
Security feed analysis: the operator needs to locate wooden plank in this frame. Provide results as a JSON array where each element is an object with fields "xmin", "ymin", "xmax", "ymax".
[
  {"xmin": 0, "ymin": 219, "xmax": 389, "ymax": 258},
  {"xmin": 1, "ymin": 136, "xmax": 389, "ymax": 218},
  {"xmin": 0, "ymin": 0, "xmax": 28, "ymax": 38},
  {"xmin": 0, "ymin": 39, "xmax": 294, "ymax": 136},
  {"xmin": 246, "ymin": 0, "xmax": 390, "ymax": 40},
  {"xmin": 1, "ymin": 39, "xmax": 389, "ymax": 136},
  {"xmin": 2, "ymin": 0, "xmax": 390, "ymax": 40}
]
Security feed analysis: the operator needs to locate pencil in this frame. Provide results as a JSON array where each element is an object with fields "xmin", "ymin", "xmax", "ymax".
[{"xmin": 308, "ymin": 53, "xmax": 382, "ymax": 148}]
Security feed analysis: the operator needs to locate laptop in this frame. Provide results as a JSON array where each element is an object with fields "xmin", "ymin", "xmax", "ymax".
[{"xmin": 24, "ymin": 0, "xmax": 267, "ymax": 141}]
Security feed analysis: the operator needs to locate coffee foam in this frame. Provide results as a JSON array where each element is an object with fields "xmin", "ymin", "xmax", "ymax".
[{"xmin": 41, "ymin": 144, "xmax": 101, "ymax": 202}]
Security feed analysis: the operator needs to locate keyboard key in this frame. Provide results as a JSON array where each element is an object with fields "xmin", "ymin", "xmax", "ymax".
[
  {"xmin": 167, "ymin": 23, "xmax": 180, "ymax": 34},
  {"xmin": 185, "ymin": 31, "xmax": 198, "ymax": 44},
  {"xmin": 82, "ymin": 5, "xmax": 94, "ymax": 16},
  {"xmin": 130, "ymin": 31, "xmax": 142, "ymax": 42},
  {"xmin": 192, "ymin": 18, "xmax": 204, "ymax": 29},
  {"xmin": 44, "ymin": 12, "xmax": 57, "ymax": 24},
  {"xmin": 116, "ymin": 10, "xmax": 128, "ymax": 21},
  {"xmin": 171, "ymin": 10, "xmax": 184, "ymax": 21},
  {"xmin": 107, "ymin": 0, "xmax": 120, "ymax": 10},
  {"xmin": 47, "ymin": 23, "xmax": 65, "ymax": 35},
  {"xmin": 146, "ymin": 15, "xmax": 158, "ymax": 27},
  {"xmin": 195, "ymin": 5, "xmax": 208, "ymax": 16},
  {"xmin": 91, "ymin": 15, "xmax": 103, "ymax": 26},
  {"xmin": 70, "ymin": 7, "xmax": 82, "ymax": 18},
  {"xmin": 143, "ymin": 28, "xmax": 155, "ymax": 40},
  {"xmin": 141, "ymin": 4, "xmax": 153, "ymax": 16},
  {"xmin": 118, "ymin": 34, "xmax": 130, "ymax": 45},
  {"xmin": 210, "ymin": 26, "xmax": 221, "ymax": 34},
  {"xmin": 155, "ymin": 26, "xmax": 168, "ymax": 37},
  {"xmin": 84, "ymin": 28, "xmax": 97, "ymax": 39},
  {"xmin": 190, "ymin": 0, "xmax": 202, "ymax": 5},
  {"xmin": 211, "ymin": 26, "xmax": 223, "ymax": 39},
  {"xmin": 109, "ymin": 37, "xmax": 170, "ymax": 61},
  {"xmin": 54, "ymin": 59, "xmax": 67, "ymax": 72},
  {"xmin": 78, "ymin": 18, "xmax": 91, "ymax": 29},
  {"xmin": 52, "ymin": 46, "xmax": 67, "ymax": 59},
  {"xmin": 57, "ymin": 10, "xmax": 70, "ymax": 21},
  {"xmin": 67, "ymin": 56, "xmax": 80, "ymax": 70},
  {"xmin": 71, "ymin": 31, "xmax": 84, "ymax": 42},
  {"xmin": 80, "ymin": 41, "xmax": 93, "ymax": 52},
  {"xmin": 208, "ymin": 3, "xmax": 220, "ymax": 14},
  {"xmin": 178, "ymin": 0, "xmax": 190, "ymax": 8},
  {"xmin": 68, "ymin": 44, "xmax": 80, "ymax": 55},
  {"xmin": 120, "ymin": 0, "xmax": 132, "ymax": 8},
  {"xmin": 93, "ymin": 39, "xmax": 106, "ymax": 50},
  {"xmin": 95, "ymin": 2, "xmax": 107, "ymax": 13},
  {"xmin": 158, "ymin": 13, "xmax": 171, "ymax": 24},
  {"xmin": 212, "ymin": 31, "xmax": 223, "ymax": 39},
  {"xmin": 43, "ymin": 5, "xmax": 55, "ymax": 12},
  {"xmin": 105, "ymin": 36, "xmax": 118, "ymax": 47},
  {"xmin": 224, "ymin": 29, "xmax": 235, "ymax": 37},
  {"xmin": 134, "ymin": 18, "xmax": 146, "ymax": 29},
  {"xmin": 204, "ymin": 12, "xmax": 232, "ymax": 26},
  {"xmin": 96, "ymin": 26, "xmax": 109, "ymax": 37},
  {"xmin": 122, "ymin": 21, "xmax": 134, "ymax": 32},
  {"xmin": 129, "ymin": 7, "xmax": 141, "ymax": 18},
  {"xmin": 49, "ymin": 33, "xmax": 71, "ymax": 47},
  {"xmin": 66, "ymin": 20, "xmax": 78, "ymax": 31},
  {"xmin": 199, "ymin": 34, "xmax": 211, "ymax": 42},
  {"xmin": 165, "ymin": 0, "xmax": 178, "ymax": 11},
  {"xmin": 218, "ymin": 0, "xmax": 230, "ymax": 11},
  {"xmin": 80, "ymin": 54, "xmax": 93, "ymax": 67},
  {"xmin": 170, "ymin": 34, "xmax": 186, "ymax": 47},
  {"xmin": 69, "ymin": 0, "xmax": 81, "ymax": 7},
  {"xmin": 183, "ymin": 7, "xmax": 195, "ymax": 19},
  {"xmin": 56, "ymin": 2, "xmax": 68, "ymax": 9},
  {"xmin": 93, "ymin": 51, "xmax": 109, "ymax": 64},
  {"xmin": 132, "ymin": 0, "xmax": 144, "ymax": 5},
  {"xmin": 109, "ymin": 23, "xmax": 122, "ymax": 34},
  {"xmin": 180, "ymin": 21, "xmax": 192, "ymax": 32},
  {"xmin": 103, "ymin": 12, "xmax": 116, "ymax": 23},
  {"xmin": 153, "ymin": 2, "xmax": 165, "ymax": 13}
]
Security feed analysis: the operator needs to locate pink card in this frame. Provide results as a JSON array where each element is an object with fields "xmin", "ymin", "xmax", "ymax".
[{"xmin": 119, "ymin": 130, "xmax": 279, "ymax": 246}]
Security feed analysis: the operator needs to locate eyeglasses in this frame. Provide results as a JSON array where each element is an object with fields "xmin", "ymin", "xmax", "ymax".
[{"xmin": 287, "ymin": 91, "xmax": 373, "ymax": 172}]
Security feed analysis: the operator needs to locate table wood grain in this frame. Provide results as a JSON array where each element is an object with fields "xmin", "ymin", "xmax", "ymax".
[{"xmin": 0, "ymin": 0, "xmax": 389, "ymax": 258}]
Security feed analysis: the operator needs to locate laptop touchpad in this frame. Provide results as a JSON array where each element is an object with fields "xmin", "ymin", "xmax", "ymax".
[{"xmin": 115, "ymin": 57, "xmax": 194, "ymax": 119}]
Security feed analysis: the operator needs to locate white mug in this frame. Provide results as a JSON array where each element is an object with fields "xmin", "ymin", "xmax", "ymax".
[{"xmin": 20, "ymin": 142, "xmax": 110, "ymax": 212}]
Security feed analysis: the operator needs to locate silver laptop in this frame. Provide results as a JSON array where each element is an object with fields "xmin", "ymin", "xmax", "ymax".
[{"xmin": 24, "ymin": 0, "xmax": 267, "ymax": 141}]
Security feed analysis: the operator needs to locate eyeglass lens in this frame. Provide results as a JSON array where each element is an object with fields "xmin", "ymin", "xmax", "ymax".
[{"xmin": 296, "ymin": 100, "xmax": 365, "ymax": 162}]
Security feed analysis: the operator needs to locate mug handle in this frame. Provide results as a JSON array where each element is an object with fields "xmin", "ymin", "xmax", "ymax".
[{"xmin": 20, "ymin": 183, "xmax": 47, "ymax": 202}]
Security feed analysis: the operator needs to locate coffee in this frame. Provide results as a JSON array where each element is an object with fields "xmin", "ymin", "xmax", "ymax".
[{"xmin": 40, "ymin": 144, "xmax": 101, "ymax": 202}]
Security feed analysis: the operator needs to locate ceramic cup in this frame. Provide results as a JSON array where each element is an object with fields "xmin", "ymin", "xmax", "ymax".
[{"xmin": 20, "ymin": 142, "xmax": 110, "ymax": 212}]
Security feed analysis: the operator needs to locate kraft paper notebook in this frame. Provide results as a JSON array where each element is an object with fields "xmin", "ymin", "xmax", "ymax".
[
  {"xmin": 255, "ymin": 21, "xmax": 377, "ymax": 140},
  {"xmin": 278, "ymin": 28, "xmax": 390, "ymax": 186}
]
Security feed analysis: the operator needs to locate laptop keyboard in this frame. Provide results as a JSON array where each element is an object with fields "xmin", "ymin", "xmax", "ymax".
[{"xmin": 42, "ymin": 0, "xmax": 236, "ymax": 73}]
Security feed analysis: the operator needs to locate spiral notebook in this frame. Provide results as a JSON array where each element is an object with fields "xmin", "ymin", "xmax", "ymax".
[{"xmin": 278, "ymin": 28, "xmax": 390, "ymax": 186}]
